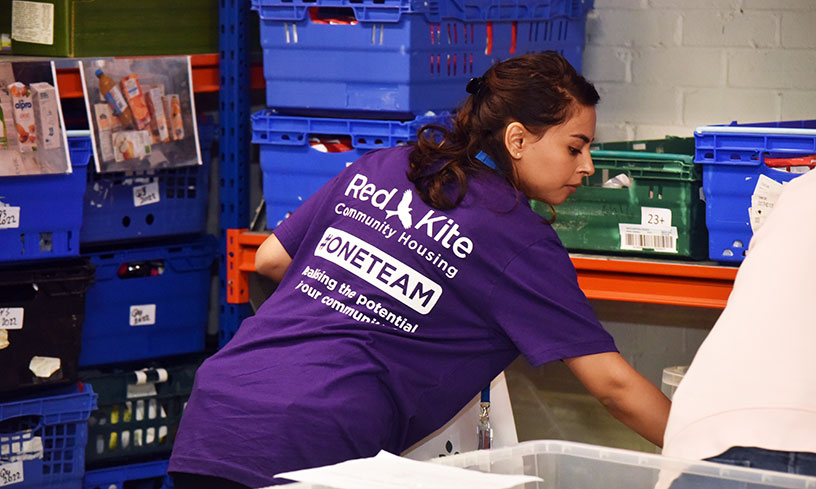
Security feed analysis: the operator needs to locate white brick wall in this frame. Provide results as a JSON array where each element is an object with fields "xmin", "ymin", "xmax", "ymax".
[{"xmin": 582, "ymin": 1, "xmax": 816, "ymax": 141}]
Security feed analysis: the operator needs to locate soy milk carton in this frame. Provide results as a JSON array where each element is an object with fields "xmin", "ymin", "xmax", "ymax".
[
  {"xmin": 8, "ymin": 82, "xmax": 36, "ymax": 152},
  {"xmin": 29, "ymin": 82, "xmax": 61, "ymax": 150}
]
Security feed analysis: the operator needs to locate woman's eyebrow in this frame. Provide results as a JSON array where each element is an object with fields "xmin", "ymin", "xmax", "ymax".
[{"xmin": 571, "ymin": 134, "xmax": 591, "ymax": 143}]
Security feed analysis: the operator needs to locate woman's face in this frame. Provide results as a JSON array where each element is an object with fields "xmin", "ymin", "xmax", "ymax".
[{"xmin": 511, "ymin": 104, "xmax": 596, "ymax": 205}]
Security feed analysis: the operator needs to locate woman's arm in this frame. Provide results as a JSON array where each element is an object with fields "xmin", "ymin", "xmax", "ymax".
[
  {"xmin": 564, "ymin": 351, "xmax": 670, "ymax": 447},
  {"xmin": 255, "ymin": 233, "xmax": 293, "ymax": 283}
]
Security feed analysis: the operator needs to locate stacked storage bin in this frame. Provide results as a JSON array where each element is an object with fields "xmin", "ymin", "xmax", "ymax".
[
  {"xmin": 75, "ymin": 116, "xmax": 217, "ymax": 485},
  {"xmin": 250, "ymin": 0, "xmax": 595, "ymax": 228},
  {"xmin": 693, "ymin": 119, "xmax": 816, "ymax": 263},
  {"xmin": 0, "ymin": 135, "xmax": 98, "ymax": 489},
  {"xmin": 531, "ymin": 137, "xmax": 709, "ymax": 260}
]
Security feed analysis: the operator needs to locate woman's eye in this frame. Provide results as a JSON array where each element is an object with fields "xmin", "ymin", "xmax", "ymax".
[{"xmin": 568, "ymin": 147, "xmax": 581, "ymax": 155}]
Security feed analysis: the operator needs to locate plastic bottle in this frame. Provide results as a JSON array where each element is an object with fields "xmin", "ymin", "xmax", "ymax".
[{"xmin": 95, "ymin": 68, "xmax": 133, "ymax": 128}]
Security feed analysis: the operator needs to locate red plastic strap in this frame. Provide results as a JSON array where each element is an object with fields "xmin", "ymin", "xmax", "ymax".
[{"xmin": 765, "ymin": 154, "xmax": 816, "ymax": 168}]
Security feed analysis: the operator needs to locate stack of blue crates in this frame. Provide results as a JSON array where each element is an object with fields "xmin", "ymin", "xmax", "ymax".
[
  {"xmin": 0, "ymin": 135, "xmax": 98, "ymax": 489},
  {"xmin": 77, "ymin": 114, "xmax": 217, "ymax": 368},
  {"xmin": 71, "ymin": 115, "xmax": 217, "ymax": 487},
  {"xmin": 250, "ymin": 0, "xmax": 594, "ymax": 228},
  {"xmin": 693, "ymin": 119, "xmax": 816, "ymax": 263}
]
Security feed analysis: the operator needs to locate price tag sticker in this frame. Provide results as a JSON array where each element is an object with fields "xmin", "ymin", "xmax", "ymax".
[
  {"xmin": 133, "ymin": 182, "xmax": 160, "ymax": 207},
  {"xmin": 0, "ymin": 206, "xmax": 21, "ymax": 229},
  {"xmin": 0, "ymin": 308, "xmax": 23, "ymax": 330},
  {"xmin": 641, "ymin": 207, "xmax": 672, "ymax": 229},
  {"xmin": 130, "ymin": 304, "xmax": 157, "ymax": 326},
  {"xmin": 0, "ymin": 460, "xmax": 24, "ymax": 487}
]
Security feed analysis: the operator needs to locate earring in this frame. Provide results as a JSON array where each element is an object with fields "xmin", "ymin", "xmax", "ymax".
[{"xmin": 516, "ymin": 152, "xmax": 521, "ymax": 157}]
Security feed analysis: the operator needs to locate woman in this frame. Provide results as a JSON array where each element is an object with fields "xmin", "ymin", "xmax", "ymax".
[{"xmin": 169, "ymin": 52, "xmax": 670, "ymax": 489}]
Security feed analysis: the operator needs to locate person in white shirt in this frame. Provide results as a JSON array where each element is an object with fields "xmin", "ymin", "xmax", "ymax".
[{"xmin": 662, "ymin": 167, "xmax": 816, "ymax": 480}]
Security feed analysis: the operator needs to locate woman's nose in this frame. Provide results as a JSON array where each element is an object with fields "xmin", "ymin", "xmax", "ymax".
[{"xmin": 580, "ymin": 152, "xmax": 595, "ymax": 177}]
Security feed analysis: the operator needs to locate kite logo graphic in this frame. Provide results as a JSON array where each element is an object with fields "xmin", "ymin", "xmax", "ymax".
[{"xmin": 385, "ymin": 189, "xmax": 414, "ymax": 229}]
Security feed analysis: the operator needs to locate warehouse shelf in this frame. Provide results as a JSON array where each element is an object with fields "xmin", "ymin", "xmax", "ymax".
[
  {"xmin": 225, "ymin": 229, "xmax": 738, "ymax": 309},
  {"xmin": 52, "ymin": 53, "xmax": 265, "ymax": 98}
]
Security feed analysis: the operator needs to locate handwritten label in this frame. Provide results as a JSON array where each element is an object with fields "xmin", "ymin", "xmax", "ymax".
[
  {"xmin": 129, "ymin": 304, "xmax": 156, "ymax": 326},
  {"xmin": 641, "ymin": 207, "xmax": 672, "ymax": 229},
  {"xmin": 0, "ymin": 206, "xmax": 21, "ymax": 229},
  {"xmin": 133, "ymin": 182, "xmax": 160, "ymax": 207},
  {"xmin": 0, "ymin": 461, "xmax": 23, "ymax": 487},
  {"xmin": 0, "ymin": 308, "xmax": 23, "ymax": 330}
]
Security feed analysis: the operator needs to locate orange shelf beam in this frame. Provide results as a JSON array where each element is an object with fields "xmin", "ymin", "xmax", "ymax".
[
  {"xmin": 225, "ymin": 229, "xmax": 738, "ymax": 308},
  {"xmin": 55, "ymin": 53, "xmax": 265, "ymax": 98}
]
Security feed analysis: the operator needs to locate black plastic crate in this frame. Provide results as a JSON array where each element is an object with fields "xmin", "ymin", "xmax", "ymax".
[{"xmin": 0, "ymin": 258, "xmax": 94, "ymax": 395}]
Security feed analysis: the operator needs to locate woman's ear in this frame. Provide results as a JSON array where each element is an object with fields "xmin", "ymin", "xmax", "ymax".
[{"xmin": 504, "ymin": 122, "xmax": 525, "ymax": 160}]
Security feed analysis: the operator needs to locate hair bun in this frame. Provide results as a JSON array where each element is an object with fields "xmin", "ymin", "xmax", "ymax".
[{"xmin": 466, "ymin": 77, "xmax": 485, "ymax": 95}]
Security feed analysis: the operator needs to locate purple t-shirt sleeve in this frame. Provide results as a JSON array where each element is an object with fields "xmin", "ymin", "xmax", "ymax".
[{"xmin": 490, "ymin": 237, "xmax": 617, "ymax": 366}]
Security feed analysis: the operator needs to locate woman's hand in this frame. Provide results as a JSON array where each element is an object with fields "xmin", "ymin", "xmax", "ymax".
[
  {"xmin": 255, "ymin": 233, "xmax": 293, "ymax": 283},
  {"xmin": 564, "ymin": 351, "xmax": 670, "ymax": 447}
]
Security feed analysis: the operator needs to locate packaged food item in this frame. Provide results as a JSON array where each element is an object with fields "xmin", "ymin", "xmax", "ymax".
[
  {"xmin": 94, "ymin": 103, "xmax": 122, "ymax": 132},
  {"xmin": 120, "ymin": 73, "xmax": 151, "ymax": 130},
  {"xmin": 8, "ymin": 82, "xmax": 36, "ymax": 152},
  {"xmin": 112, "ymin": 130, "xmax": 152, "ymax": 162},
  {"xmin": 163, "ymin": 94, "xmax": 184, "ymax": 141},
  {"xmin": 98, "ymin": 130, "xmax": 115, "ymax": 162},
  {"xmin": 0, "ymin": 92, "xmax": 16, "ymax": 149},
  {"xmin": 29, "ymin": 82, "xmax": 61, "ymax": 150},
  {"xmin": 0, "ymin": 100, "xmax": 8, "ymax": 149},
  {"xmin": 146, "ymin": 87, "xmax": 170, "ymax": 143},
  {"xmin": 95, "ymin": 69, "xmax": 133, "ymax": 128}
]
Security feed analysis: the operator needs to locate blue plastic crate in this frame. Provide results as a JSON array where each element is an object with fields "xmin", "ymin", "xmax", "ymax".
[
  {"xmin": 0, "ymin": 137, "xmax": 91, "ymax": 263},
  {"xmin": 251, "ymin": 110, "xmax": 451, "ymax": 228},
  {"xmin": 80, "ymin": 116, "xmax": 215, "ymax": 245},
  {"xmin": 252, "ymin": 0, "xmax": 591, "ymax": 115},
  {"xmin": 694, "ymin": 119, "xmax": 816, "ymax": 262},
  {"xmin": 0, "ymin": 384, "xmax": 97, "ymax": 489},
  {"xmin": 78, "ymin": 236, "xmax": 217, "ymax": 367},
  {"xmin": 84, "ymin": 460, "xmax": 172, "ymax": 489}
]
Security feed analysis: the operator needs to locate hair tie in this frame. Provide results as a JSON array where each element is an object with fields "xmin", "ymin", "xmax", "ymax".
[{"xmin": 466, "ymin": 77, "xmax": 486, "ymax": 95}]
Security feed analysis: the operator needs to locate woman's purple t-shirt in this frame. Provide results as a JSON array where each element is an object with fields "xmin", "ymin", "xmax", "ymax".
[{"xmin": 169, "ymin": 146, "xmax": 616, "ymax": 487}]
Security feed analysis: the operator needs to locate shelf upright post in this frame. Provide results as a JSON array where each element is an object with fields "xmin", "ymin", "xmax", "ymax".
[{"xmin": 218, "ymin": 0, "xmax": 253, "ymax": 348}]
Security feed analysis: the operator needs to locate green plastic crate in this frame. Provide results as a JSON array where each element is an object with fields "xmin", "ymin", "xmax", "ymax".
[
  {"xmin": 79, "ymin": 358, "xmax": 202, "ymax": 469},
  {"xmin": 532, "ymin": 137, "xmax": 708, "ymax": 259}
]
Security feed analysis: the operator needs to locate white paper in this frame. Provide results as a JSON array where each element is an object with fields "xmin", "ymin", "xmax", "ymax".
[
  {"xmin": 130, "ymin": 304, "xmax": 157, "ymax": 326},
  {"xmin": 273, "ymin": 450, "xmax": 541, "ymax": 489},
  {"xmin": 0, "ymin": 307, "xmax": 24, "ymax": 329},
  {"xmin": 0, "ymin": 460, "xmax": 24, "ymax": 486},
  {"xmin": 640, "ymin": 207, "xmax": 672, "ymax": 229},
  {"xmin": 749, "ymin": 174, "xmax": 784, "ymax": 232},
  {"xmin": 133, "ymin": 181, "xmax": 160, "ymax": 207},
  {"xmin": 0, "ymin": 205, "xmax": 21, "ymax": 229}
]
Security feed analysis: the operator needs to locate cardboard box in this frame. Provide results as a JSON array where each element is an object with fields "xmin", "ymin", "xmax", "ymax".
[{"xmin": 10, "ymin": 0, "xmax": 218, "ymax": 57}]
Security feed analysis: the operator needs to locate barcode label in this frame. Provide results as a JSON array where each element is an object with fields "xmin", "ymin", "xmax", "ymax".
[{"xmin": 619, "ymin": 224, "xmax": 678, "ymax": 253}]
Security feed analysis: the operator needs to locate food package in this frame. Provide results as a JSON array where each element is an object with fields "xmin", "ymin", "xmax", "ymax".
[
  {"xmin": 8, "ymin": 82, "xmax": 36, "ymax": 152},
  {"xmin": 163, "ymin": 94, "xmax": 184, "ymax": 141},
  {"xmin": 113, "ymin": 130, "xmax": 152, "ymax": 162},
  {"xmin": 120, "ymin": 73, "xmax": 151, "ymax": 130},
  {"xmin": 94, "ymin": 103, "xmax": 122, "ymax": 132},
  {"xmin": 146, "ymin": 87, "xmax": 170, "ymax": 143},
  {"xmin": 29, "ymin": 82, "xmax": 61, "ymax": 150}
]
